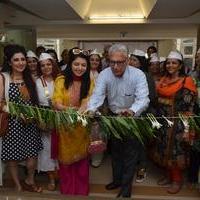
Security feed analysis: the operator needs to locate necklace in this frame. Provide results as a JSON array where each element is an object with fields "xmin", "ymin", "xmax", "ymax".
[{"xmin": 11, "ymin": 74, "xmax": 24, "ymax": 84}]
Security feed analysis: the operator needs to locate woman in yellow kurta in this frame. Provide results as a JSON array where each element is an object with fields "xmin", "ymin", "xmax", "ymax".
[{"xmin": 52, "ymin": 49, "xmax": 93, "ymax": 195}]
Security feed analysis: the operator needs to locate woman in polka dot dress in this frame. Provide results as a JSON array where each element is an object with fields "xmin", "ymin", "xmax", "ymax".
[{"xmin": 0, "ymin": 44, "xmax": 43, "ymax": 192}]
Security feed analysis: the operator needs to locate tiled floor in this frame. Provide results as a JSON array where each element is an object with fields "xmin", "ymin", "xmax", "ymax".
[{"xmin": 0, "ymin": 155, "xmax": 199, "ymax": 199}]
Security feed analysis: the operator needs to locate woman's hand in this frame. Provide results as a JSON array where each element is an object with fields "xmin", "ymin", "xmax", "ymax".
[
  {"xmin": 53, "ymin": 102, "xmax": 67, "ymax": 111},
  {"xmin": 20, "ymin": 113, "xmax": 35, "ymax": 124},
  {"xmin": 117, "ymin": 109, "xmax": 135, "ymax": 117},
  {"xmin": 78, "ymin": 106, "xmax": 86, "ymax": 114}
]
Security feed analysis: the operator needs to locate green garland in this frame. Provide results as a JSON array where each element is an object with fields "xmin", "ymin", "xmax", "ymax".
[
  {"xmin": 8, "ymin": 102, "xmax": 200, "ymax": 146},
  {"xmin": 8, "ymin": 102, "xmax": 156, "ymax": 143}
]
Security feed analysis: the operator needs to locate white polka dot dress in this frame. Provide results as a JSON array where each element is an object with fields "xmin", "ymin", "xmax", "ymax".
[{"xmin": 1, "ymin": 83, "xmax": 43, "ymax": 161}]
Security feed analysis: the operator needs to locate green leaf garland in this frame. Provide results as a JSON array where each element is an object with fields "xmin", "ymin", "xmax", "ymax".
[{"xmin": 7, "ymin": 102, "xmax": 200, "ymax": 146}]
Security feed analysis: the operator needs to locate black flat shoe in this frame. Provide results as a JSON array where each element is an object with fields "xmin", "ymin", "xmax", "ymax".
[{"xmin": 105, "ymin": 182, "xmax": 121, "ymax": 190}]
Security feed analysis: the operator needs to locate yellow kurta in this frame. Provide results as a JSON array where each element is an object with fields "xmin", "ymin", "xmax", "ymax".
[{"xmin": 52, "ymin": 75, "xmax": 94, "ymax": 165}]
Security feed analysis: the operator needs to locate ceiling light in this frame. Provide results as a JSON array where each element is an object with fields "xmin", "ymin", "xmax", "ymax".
[{"xmin": 89, "ymin": 15, "xmax": 145, "ymax": 20}]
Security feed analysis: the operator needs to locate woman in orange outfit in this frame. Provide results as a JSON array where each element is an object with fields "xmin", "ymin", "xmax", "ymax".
[{"xmin": 153, "ymin": 51, "xmax": 197, "ymax": 194}]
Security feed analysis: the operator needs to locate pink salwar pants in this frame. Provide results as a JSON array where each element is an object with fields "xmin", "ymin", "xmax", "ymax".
[{"xmin": 59, "ymin": 158, "xmax": 89, "ymax": 195}]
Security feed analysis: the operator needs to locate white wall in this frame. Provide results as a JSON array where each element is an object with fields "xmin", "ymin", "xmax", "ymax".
[
  {"xmin": 37, "ymin": 23, "xmax": 198, "ymax": 64},
  {"xmin": 37, "ymin": 24, "xmax": 198, "ymax": 39},
  {"xmin": 81, "ymin": 41, "xmax": 157, "ymax": 55}
]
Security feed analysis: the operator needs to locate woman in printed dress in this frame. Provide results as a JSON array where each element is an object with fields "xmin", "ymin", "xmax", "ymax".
[
  {"xmin": 153, "ymin": 51, "xmax": 197, "ymax": 194},
  {"xmin": 36, "ymin": 53, "xmax": 60, "ymax": 191},
  {"xmin": 52, "ymin": 49, "xmax": 94, "ymax": 195},
  {"xmin": 0, "ymin": 44, "xmax": 42, "ymax": 192}
]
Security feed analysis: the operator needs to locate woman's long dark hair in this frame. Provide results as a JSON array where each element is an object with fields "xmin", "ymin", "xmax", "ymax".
[
  {"xmin": 64, "ymin": 52, "xmax": 90, "ymax": 102},
  {"xmin": 2, "ymin": 44, "xmax": 39, "ymax": 105}
]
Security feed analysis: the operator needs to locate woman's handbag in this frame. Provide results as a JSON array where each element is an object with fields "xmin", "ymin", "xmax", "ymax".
[
  {"xmin": 0, "ymin": 73, "xmax": 9, "ymax": 137},
  {"xmin": 88, "ymin": 121, "xmax": 107, "ymax": 154},
  {"xmin": 0, "ymin": 110, "xmax": 9, "ymax": 137}
]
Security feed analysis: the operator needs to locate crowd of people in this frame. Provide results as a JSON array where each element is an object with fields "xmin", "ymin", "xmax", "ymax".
[{"xmin": 0, "ymin": 43, "xmax": 200, "ymax": 198}]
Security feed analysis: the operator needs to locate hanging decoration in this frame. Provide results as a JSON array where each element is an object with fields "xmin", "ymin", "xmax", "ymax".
[{"xmin": 8, "ymin": 102, "xmax": 200, "ymax": 146}]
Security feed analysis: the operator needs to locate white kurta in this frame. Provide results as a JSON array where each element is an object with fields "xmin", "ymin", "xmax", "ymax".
[{"xmin": 36, "ymin": 78, "xmax": 58, "ymax": 172}]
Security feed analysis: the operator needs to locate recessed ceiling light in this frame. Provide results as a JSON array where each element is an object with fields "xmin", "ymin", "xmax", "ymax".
[{"xmin": 89, "ymin": 15, "xmax": 145, "ymax": 20}]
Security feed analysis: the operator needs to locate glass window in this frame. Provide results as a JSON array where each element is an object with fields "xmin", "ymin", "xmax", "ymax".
[{"xmin": 184, "ymin": 46, "xmax": 193, "ymax": 55}]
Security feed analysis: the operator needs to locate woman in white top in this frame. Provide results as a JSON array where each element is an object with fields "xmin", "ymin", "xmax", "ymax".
[{"xmin": 36, "ymin": 53, "xmax": 60, "ymax": 191}]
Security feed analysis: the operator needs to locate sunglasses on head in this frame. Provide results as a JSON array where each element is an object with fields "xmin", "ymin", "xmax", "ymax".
[{"xmin": 72, "ymin": 49, "xmax": 89, "ymax": 56}]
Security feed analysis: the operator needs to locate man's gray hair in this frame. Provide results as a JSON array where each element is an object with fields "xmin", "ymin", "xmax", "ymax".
[{"xmin": 108, "ymin": 44, "xmax": 129, "ymax": 57}]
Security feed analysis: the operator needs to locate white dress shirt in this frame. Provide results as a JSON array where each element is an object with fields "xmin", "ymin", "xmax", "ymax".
[{"xmin": 88, "ymin": 66, "xmax": 149, "ymax": 116}]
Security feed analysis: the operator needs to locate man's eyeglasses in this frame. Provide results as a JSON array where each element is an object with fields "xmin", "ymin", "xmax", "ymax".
[
  {"xmin": 109, "ymin": 60, "xmax": 126, "ymax": 66},
  {"xmin": 72, "ymin": 49, "xmax": 89, "ymax": 56}
]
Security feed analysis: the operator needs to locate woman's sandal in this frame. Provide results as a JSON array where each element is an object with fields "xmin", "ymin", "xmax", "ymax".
[
  {"xmin": 47, "ymin": 182, "xmax": 56, "ymax": 191},
  {"xmin": 22, "ymin": 180, "xmax": 43, "ymax": 193}
]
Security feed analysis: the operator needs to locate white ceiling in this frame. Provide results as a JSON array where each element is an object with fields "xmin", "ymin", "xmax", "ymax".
[{"xmin": 0, "ymin": 0, "xmax": 200, "ymax": 37}]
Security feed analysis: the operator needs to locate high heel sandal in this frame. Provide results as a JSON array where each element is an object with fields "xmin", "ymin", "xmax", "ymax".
[
  {"xmin": 47, "ymin": 182, "xmax": 56, "ymax": 191},
  {"xmin": 22, "ymin": 180, "xmax": 43, "ymax": 193}
]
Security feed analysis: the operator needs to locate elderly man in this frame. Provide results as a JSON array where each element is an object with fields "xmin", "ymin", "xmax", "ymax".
[{"xmin": 88, "ymin": 44, "xmax": 149, "ymax": 197}]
